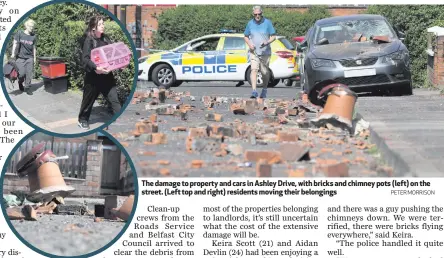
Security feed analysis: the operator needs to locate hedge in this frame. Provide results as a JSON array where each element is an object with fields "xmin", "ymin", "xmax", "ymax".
[
  {"xmin": 153, "ymin": 5, "xmax": 331, "ymax": 50},
  {"xmin": 5, "ymin": 3, "xmax": 134, "ymax": 104},
  {"xmin": 366, "ymin": 5, "xmax": 444, "ymax": 87}
]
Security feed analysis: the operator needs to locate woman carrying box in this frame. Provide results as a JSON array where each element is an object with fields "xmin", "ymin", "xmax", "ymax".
[{"xmin": 78, "ymin": 15, "xmax": 121, "ymax": 130}]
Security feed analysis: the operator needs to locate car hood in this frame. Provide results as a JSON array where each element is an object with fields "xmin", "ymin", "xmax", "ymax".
[{"xmin": 311, "ymin": 41, "xmax": 401, "ymax": 60}]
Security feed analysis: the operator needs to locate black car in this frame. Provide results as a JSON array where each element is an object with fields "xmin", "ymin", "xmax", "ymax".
[{"xmin": 297, "ymin": 14, "xmax": 412, "ymax": 101}]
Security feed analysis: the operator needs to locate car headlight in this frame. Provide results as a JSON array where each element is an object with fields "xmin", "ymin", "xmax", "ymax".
[
  {"xmin": 311, "ymin": 59, "xmax": 336, "ymax": 68},
  {"xmin": 138, "ymin": 56, "xmax": 148, "ymax": 64},
  {"xmin": 381, "ymin": 50, "xmax": 409, "ymax": 64}
]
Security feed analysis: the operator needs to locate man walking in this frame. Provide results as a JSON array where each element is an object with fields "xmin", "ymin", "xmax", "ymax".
[
  {"xmin": 244, "ymin": 6, "xmax": 276, "ymax": 99},
  {"xmin": 11, "ymin": 19, "xmax": 37, "ymax": 95}
]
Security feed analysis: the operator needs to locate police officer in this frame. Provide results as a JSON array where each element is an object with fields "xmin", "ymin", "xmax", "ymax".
[
  {"xmin": 11, "ymin": 19, "xmax": 37, "ymax": 95},
  {"xmin": 244, "ymin": 6, "xmax": 276, "ymax": 99}
]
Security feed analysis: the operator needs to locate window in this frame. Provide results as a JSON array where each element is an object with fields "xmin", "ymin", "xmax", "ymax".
[
  {"xmin": 194, "ymin": 37, "xmax": 220, "ymax": 52},
  {"xmin": 223, "ymin": 37, "xmax": 246, "ymax": 50},
  {"xmin": 278, "ymin": 38, "xmax": 295, "ymax": 50}
]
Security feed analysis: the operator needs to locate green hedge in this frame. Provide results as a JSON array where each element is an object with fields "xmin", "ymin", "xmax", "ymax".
[
  {"xmin": 366, "ymin": 5, "xmax": 444, "ymax": 87},
  {"xmin": 6, "ymin": 3, "xmax": 134, "ymax": 104},
  {"xmin": 153, "ymin": 5, "xmax": 331, "ymax": 50}
]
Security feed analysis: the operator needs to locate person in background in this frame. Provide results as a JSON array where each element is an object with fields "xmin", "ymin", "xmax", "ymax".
[
  {"xmin": 243, "ymin": 6, "xmax": 276, "ymax": 99},
  {"xmin": 11, "ymin": 19, "xmax": 37, "ymax": 95},
  {"xmin": 78, "ymin": 15, "xmax": 121, "ymax": 130}
]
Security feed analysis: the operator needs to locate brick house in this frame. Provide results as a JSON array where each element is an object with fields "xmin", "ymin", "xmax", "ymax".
[
  {"xmin": 3, "ymin": 133, "xmax": 135, "ymax": 197},
  {"xmin": 102, "ymin": 4, "xmax": 368, "ymax": 57},
  {"xmin": 426, "ymin": 26, "xmax": 444, "ymax": 89}
]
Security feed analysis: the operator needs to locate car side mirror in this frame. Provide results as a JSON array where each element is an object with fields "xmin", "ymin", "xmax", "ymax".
[{"xmin": 297, "ymin": 40, "xmax": 308, "ymax": 52}]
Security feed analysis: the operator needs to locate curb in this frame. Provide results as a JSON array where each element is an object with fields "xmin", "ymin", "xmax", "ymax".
[{"xmin": 356, "ymin": 112, "xmax": 412, "ymax": 177}]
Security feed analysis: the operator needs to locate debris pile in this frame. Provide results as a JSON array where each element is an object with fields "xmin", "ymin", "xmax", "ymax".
[
  {"xmin": 4, "ymin": 142, "xmax": 134, "ymax": 223},
  {"xmin": 117, "ymin": 84, "xmax": 392, "ymax": 177}
]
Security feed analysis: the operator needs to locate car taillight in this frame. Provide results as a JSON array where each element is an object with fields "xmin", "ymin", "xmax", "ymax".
[{"xmin": 276, "ymin": 51, "xmax": 293, "ymax": 59}]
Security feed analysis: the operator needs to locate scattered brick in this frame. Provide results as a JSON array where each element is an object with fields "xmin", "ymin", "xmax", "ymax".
[
  {"xmin": 288, "ymin": 109, "xmax": 298, "ymax": 116},
  {"xmin": 256, "ymin": 159, "xmax": 272, "ymax": 177},
  {"xmin": 288, "ymin": 168, "xmax": 306, "ymax": 177},
  {"xmin": 172, "ymin": 127, "xmax": 187, "ymax": 132},
  {"xmin": 150, "ymin": 114, "xmax": 157, "ymax": 123},
  {"xmin": 186, "ymin": 137, "xmax": 222, "ymax": 153},
  {"xmin": 191, "ymin": 160, "xmax": 204, "ymax": 169},
  {"xmin": 156, "ymin": 107, "xmax": 175, "ymax": 115},
  {"xmin": 188, "ymin": 127, "xmax": 208, "ymax": 138},
  {"xmin": 320, "ymin": 148, "xmax": 334, "ymax": 153},
  {"xmin": 205, "ymin": 113, "xmax": 223, "ymax": 122},
  {"xmin": 277, "ymin": 131, "xmax": 299, "ymax": 142},
  {"xmin": 244, "ymin": 150, "xmax": 282, "ymax": 162},
  {"xmin": 215, "ymin": 149, "xmax": 228, "ymax": 157},
  {"xmin": 211, "ymin": 126, "xmax": 236, "ymax": 138},
  {"xmin": 120, "ymin": 142, "xmax": 130, "ymax": 148},
  {"xmin": 94, "ymin": 217, "xmax": 103, "ymax": 222},
  {"xmin": 135, "ymin": 122, "xmax": 158, "ymax": 134},
  {"xmin": 317, "ymin": 162, "xmax": 349, "ymax": 177},
  {"xmin": 355, "ymin": 156, "xmax": 367, "ymax": 163},
  {"xmin": 332, "ymin": 151, "xmax": 343, "ymax": 156},
  {"xmin": 231, "ymin": 103, "xmax": 247, "ymax": 115},
  {"xmin": 344, "ymin": 149, "xmax": 353, "ymax": 154},
  {"xmin": 157, "ymin": 160, "xmax": 170, "ymax": 165},
  {"xmin": 160, "ymin": 168, "xmax": 171, "ymax": 176},
  {"xmin": 263, "ymin": 116, "xmax": 280, "ymax": 124},
  {"xmin": 278, "ymin": 143, "xmax": 310, "ymax": 161},
  {"xmin": 152, "ymin": 133, "xmax": 167, "ymax": 144},
  {"xmin": 159, "ymin": 89, "xmax": 166, "ymax": 103}
]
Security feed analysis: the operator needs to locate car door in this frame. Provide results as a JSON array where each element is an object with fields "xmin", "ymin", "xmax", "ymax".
[
  {"xmin": 218, "ymin": 36, "xmax": 248, "ymax": 81},
  {"xmin": 180, "ymin": 37, "xmax": 221, "ymax": 80}
]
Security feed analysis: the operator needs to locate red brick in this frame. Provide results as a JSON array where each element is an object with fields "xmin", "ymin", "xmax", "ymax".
[
  {"xmin": 205, "ymin": 113, "xmax": 223, "ymax": 122},
  {"xmin": 279, "ymin": 143, "xmax": 310, "ymax": 161},
  {"xmin": 172, "ymin": 127, "xmax": 187, "ymax": 132},
  {"xmin": 277, "ymin": 131, "xmax": 299, "ymax": 142},
  {"xmin": 136, "ymin": 122, "xmax": 158, "ymax": 134},
  {"xmin": 191, "ymin": 160, "xmax": 204, "ymax": 169},
  {"xmin": 256, "ymin": 160, "xmax": 272, "ymax": 177},
  {"xmin": 188, "ymin": 127, "xmax": 208, "ymax": 138},
  {"xmin": 318, "ymin": 162, "xmax": 349, "ymax": 177},
  {"xmin": 152, "ymin": 133, "xmax": 167, "ymax": 144},
  {"xmin": 150, "ymin": 114, "xmax": 157, "ymax": 123},
  {"xmin": 244, "ymin": 150, "xmax": 282, "ymax": 162}
]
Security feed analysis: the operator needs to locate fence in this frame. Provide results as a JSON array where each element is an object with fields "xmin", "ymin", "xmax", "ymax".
[{"xmin": 6, "ymin": 137, "xmax": 88, "ymax": 179}]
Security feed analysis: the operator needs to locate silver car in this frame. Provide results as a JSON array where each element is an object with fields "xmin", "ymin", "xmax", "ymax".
[{"xmin": 298, "ymin": 14, "xmax": 412, "ymax": 102}]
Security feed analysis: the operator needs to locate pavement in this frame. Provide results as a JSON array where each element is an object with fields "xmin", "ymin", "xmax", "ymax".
[
  {"xmin": 105, "ymin": 81, "xmax": 392, "ymax": 178},
  {"xmin": 5, "ymin": 79, "xmax": 112, "ymax": 134},
  {"xmin": 356, "ymin": 88, "xmax": 444, "ymax": 176},
  {"xmin": 10, "ymin": 214, "xmax": 125, "ymax": 256}
]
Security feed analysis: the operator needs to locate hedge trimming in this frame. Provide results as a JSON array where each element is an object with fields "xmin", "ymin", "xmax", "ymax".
[
  {"xmin": 153, "ymin": 5, "xmax": 331, "ymax": 50},
  {"xmin": 6, "ymin": 3, "xmax": 134, "ymax": 104}
]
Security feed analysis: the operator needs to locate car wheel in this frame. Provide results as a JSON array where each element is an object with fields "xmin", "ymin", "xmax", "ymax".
[
  {"xmin": 283, "ymin": 79, "xmax": 293, "ymax": 87},
  {"xmin": 268, "ymin": 79, "xmax": 280, "ymax": 88},
  {"xmin": 152, "ymin": 64, "xmax": 176, "ymax": 89},
  {"xmin": 172, "ymin": 81, "xmax": 183, "ymax": 87}
]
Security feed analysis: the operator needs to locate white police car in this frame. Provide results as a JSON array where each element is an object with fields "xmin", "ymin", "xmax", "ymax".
[{"xmin": 138, "ymin": 30, "xmax": 299, "ymax": 88}]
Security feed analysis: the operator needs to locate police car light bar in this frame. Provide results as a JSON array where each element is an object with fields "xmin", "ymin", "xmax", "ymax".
[{"xmin": 220, "ymin": 29, "xmax": 237, "ymax": 34}]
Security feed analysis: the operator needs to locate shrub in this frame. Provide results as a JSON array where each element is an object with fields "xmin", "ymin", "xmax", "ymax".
[
  {"xmin": 366, "ymin": 5, "xmax": 444, "ymax": 87},
  {"xmin": 152, "ymin": 5, "xmax": 331, "ymax": 50},
  {"xmin": 5, "ymin": 3, "xmax": 134, "ymax": 104}
]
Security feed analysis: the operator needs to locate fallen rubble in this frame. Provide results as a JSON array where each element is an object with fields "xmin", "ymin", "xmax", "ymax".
[{"xmin": 107, "ymin": 86, "xmax": 393, "ymax": 178}]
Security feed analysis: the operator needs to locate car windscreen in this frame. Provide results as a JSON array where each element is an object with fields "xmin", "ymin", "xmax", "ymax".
[
  {"xmin": 279, "ymin": 38, "xmax": 295, "ymax": 50},
  {"xmin": 313, "ymin": 19, "xmax": 396, "ymax": 45}
]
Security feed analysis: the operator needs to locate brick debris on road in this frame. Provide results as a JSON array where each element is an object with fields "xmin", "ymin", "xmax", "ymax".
[{"xmin": 105, "ymin": 82, "xmax": 393, "ymax": 177}]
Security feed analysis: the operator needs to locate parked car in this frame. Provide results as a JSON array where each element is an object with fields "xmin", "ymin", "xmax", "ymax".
[
  {"xmin": 297, "ymin": 14, "xmax": 412, "ymax": 102},
  {"xmin": 138, "ymin": 30, "xmax": 299, "ymax": 88}
]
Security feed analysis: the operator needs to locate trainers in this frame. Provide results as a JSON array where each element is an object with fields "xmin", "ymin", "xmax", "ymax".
[
  {"xmin": 78, "ymin": 121, "xmax": 90, "ymax": 130},
  {"xmin": 260, "ymin": 88, "xmax": 268, "ymax": 98},
  {"xmin": 250, "ymin": 90, "xmax": 258, "ymax": 99},
  {"xmin": 25, "ymin": 88, "xmax": 33, "ymax": 95}
]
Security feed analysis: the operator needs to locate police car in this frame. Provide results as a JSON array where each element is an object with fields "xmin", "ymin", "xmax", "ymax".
[{"xmin": 138, "ymin": 30, "xmax": 299, "ymax": 89}]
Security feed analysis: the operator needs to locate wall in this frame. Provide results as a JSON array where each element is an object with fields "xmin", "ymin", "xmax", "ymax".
[{"xmin": 3, "ymin": 140, "xmax": 104, "ymax": 197}]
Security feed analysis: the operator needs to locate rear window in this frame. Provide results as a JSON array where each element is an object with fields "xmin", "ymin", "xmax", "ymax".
[{"xmin": 279, "ymin": 38, "xmax": 295, "ymax": 50}]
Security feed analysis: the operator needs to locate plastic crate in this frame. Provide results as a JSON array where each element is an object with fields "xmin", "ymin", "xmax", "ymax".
[{"xmin": 91, "ymin": 42, "xmax": 131, "ymax": 72}]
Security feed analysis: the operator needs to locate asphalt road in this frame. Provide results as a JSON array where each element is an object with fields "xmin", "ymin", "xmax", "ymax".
[
  {"xmin": 105, "ymin": 81, "xmax": 391, "ymax": 178},
  {"xmin": 10, "ymin": 214, "xmax": 125, "ymax": 256},
  {"xmin": 357, "ymin": 88, "xmax": 444, "ymax": 176}
]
